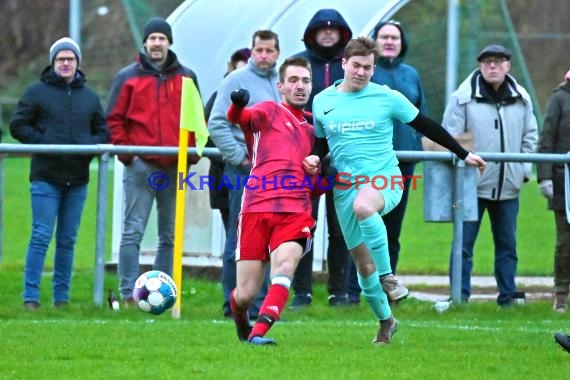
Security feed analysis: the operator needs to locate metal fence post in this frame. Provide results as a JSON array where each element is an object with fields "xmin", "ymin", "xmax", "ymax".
[
  {"xmin": 450, "ymin": 158, "xmax": 465, "ymax": 304},
  {"xmin": 93, "ymin": 150, "xmax": 110, "ymax": 306},
  {"xmin": 0, "ymin": 154, "xmax": 3, "ymax": 263}
]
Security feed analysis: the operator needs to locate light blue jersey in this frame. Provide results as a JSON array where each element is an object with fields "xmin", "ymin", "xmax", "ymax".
[
  {"xmin": 313, "ymin": 80, "xmax": 419, "ymax": 182},
  {"xmin": 313, "ymin": 80, "xmax": 419, "ymax": 251}
]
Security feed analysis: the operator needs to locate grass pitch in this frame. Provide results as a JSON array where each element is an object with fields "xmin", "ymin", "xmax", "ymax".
[
  {"xmin": 0, "ymin": 270, "xmax": 568, "ymax": 380},
  {"xmin": 0, "ymin": 157, "xmax": 568, "ymax": 379}
]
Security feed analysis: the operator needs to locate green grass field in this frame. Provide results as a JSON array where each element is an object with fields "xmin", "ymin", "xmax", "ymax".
[{"xmin": 0, "ymin": 157, "xmax": 568, "ymax": 379}]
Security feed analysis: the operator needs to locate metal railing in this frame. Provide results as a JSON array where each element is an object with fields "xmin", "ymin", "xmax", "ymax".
[{"xmin": 1, "ymin": 144, "xmax": 568, "ymax": 306}]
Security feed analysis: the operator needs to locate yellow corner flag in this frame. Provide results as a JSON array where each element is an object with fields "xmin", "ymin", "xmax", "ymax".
[
  {"xmin": 172, "ymin": 77, "xmax": 208, "ymax": 319},
  {"xmin": 180, "ymin": 77, "xmax": 209, "ymax": 155}
]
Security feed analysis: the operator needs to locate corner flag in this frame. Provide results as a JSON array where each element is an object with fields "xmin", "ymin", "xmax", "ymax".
[
  {"xmin": 172, "ymin": 77, "xmax": 208, "ymax": 319},
  {"xmin": 180, "ymin": 77, "xmax": 209, "ymax": 155}
]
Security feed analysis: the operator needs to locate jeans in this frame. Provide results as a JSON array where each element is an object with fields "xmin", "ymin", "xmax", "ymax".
[
  {"xmin": 118, "ymin": 158, "xmax": 177, "ymax": 299},
  {"xmin": 221, "ymin": 162, "xmax": 267, "ymax": 317},
  {"xmin": 459, "ymin": 197, "xmax": 519, "ymax": 305},
  {"xmin": 23, "ymin": 181, "xmax": 87, "ymax": 304}
]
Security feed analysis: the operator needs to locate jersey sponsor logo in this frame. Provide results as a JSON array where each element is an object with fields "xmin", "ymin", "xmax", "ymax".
[
  {"xmin": 324, "ymin": 108, "xmax": 335, "ymax": 115},
  {"xmin": 328, "ymin": 120, "xmax": 375, "ymax": 133}
]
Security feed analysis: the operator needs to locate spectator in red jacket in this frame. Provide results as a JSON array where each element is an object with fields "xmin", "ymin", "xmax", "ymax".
[{"xmin": 106, "ymin": 17, "xmax": 201, "ymax": 304}]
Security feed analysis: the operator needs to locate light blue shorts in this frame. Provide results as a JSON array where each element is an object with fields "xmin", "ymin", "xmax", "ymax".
[{"xmin": 332, "ymin": 166, "xmax": 403, "ymax": 250}]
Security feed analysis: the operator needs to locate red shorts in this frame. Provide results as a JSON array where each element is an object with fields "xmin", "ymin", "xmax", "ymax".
[{"xmin": 236, "ymin": 212, "xmax": 315, "ymax": 261}]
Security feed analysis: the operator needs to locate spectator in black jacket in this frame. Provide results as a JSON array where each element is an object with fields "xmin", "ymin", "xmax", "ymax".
[
  {"xmin": 10, "ymin": 37, "xmax": 109, "ymax": 310},
  {"xmin": 537, "ymin": 69, "xmax": 570, "ymax": 313}
]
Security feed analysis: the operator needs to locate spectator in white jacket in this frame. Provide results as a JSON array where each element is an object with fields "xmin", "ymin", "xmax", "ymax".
[{"xmin": 442, "ymin": 44, "xmax": 538, "ymax": 307}]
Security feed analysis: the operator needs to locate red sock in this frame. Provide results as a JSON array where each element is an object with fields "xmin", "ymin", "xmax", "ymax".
[
  {"xmin": 250, "ymin": 284, "xmax": 290, "ymax": 338},
  {"xmin": 230, "ymin": 289, "xmax": 249, "ymax": 323}
]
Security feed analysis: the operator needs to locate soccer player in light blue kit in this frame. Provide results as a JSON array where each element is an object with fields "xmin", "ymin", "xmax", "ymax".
[{"xmin": 304, "ymin": 37, "xmax": 486, "ymax": 344}]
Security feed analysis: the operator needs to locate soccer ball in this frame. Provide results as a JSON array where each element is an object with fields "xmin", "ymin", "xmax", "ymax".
[{"xmin": 133, "ymin": 270, "xmax": 177, "ymax": 315}]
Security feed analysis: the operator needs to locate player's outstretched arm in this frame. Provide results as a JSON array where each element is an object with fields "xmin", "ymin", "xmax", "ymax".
[
  {"xmin": 464, "ymin": 152, "xmax": 486, "ymax": 174},
  {"xmin": 409, "ymin": 113, "xmax": 486, "ymax": 173}
]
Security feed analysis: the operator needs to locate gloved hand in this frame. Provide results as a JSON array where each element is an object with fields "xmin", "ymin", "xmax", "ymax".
[
  {"xmin": 230, "ymin": 89, "xmax": 250, "ymax": 108},
  {"xmin": 539, "ymin": 179, "xmax": 553, "ymax": 200}
]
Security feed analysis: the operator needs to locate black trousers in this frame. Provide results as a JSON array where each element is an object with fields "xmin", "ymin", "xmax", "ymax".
[{"xmin": 292, "ymin": 189, "xmax": 350, "ymax": 296}]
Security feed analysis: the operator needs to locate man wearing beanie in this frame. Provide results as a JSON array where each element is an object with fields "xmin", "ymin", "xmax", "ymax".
[
  {"xmin": 106, "ymin": 17, "xmax": 201, "ymax": 305},
  {"xmin": 10, "ymin": 37, "xmax": 109, "ymax": 310},
  {"xmin": 49, "ymin": 37, "xmax": 82, "ymax": 66}
]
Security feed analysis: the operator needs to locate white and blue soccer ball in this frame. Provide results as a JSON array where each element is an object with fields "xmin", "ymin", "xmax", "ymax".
[{"xmin": 133, "ymin": 270, "xmax": 177, "ymax": 315}]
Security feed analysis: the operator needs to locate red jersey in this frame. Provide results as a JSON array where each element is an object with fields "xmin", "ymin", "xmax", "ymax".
[{"xmin": 227, "ymin": 101, "xmax": 315, "ymax": 213}]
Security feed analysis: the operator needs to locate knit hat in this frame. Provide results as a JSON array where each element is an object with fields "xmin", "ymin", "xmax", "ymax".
[
  {"xmin": 143, "ymin": 17, "xmax": 173, "ymax": 44},
  {"xmin": 565, "ymin": 69, "xmax": 570, "ymax": 81},
  {"xmin": 49, "ymin": 37, "xmax": 81, "ymax": 66}
]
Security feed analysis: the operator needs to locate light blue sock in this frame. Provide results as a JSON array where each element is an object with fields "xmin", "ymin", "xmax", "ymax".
[
  {"xmin": 358, "ymin": 271, "xmax": 391, "ymax": 320},
  {"xmin": 359, "ymin": 213, "xmax": 391, "ymax": 276}
]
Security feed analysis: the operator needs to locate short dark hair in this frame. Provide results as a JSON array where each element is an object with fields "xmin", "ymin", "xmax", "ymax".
[
  {"xmin": 344, "ymin": 37, "xmax": 378, "ymax": 62},
  {"xmin": 251, "ymin": 30, "xmax": 280, "ymax": 51},
  {"xmin": 279, "ymin": 56, "xmax": 312, "ymax": 82},
  {"xmin": 229, "ymin": 48, "xmax": 251, "ymax": 69}
]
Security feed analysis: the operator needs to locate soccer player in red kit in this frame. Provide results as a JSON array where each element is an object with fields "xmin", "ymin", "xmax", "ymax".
[{"xmin": 226, "ymin": 56, "xmax": 315, "ymax": 345}]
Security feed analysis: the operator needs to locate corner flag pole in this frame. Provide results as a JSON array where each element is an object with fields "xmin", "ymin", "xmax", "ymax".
[
  {"xmin": 171, "ymin": 126, "xmax": 188, "ymax": 320},
  {"xmin": 172, "ymin": 77, "xmax": 208, "ymax": 319}
]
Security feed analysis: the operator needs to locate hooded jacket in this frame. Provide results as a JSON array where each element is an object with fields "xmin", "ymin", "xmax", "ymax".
[
  {"xmin": 537, "ymin": 81, "xmax": 570, "ymax": 211},
  {"xmin": 106, "ymin": 48, "xmax": 200, "ymax": 167},
  {"xmin": 294, "ymin": 9, "xmax": 352, "ymax": 112},
  {"xmin": 371, "ymin": 21, "xmax": 428, "ymax": 152},
  {"xmin": 443, "ymin": 70, "xmax": 538, "ymax": 200},
  {"xmin": 10, "ymin": 66, "xmax": 109, "ymax": 185}
]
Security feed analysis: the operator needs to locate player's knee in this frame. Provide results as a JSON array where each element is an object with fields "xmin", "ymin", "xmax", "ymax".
[
  {"xmin": 352, "ymin": 198, "xmax": 375, "ymax": 219},
  {"xmin": 235, "ymin": 286, "xmax": 256, "ymax": 306},
  {"xmin": 275, "ymin": 257, "xmax": 298, "ymax": 278}
]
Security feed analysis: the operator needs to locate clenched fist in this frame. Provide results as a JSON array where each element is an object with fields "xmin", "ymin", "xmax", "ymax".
[{"xmin": 230, "ymin": 89, "xmax": 250, "ymax": 108}]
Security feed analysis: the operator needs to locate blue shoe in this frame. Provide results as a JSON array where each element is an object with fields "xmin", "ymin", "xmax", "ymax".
[
  {"xmin": 328, "ymin": 294, "xmax": 349, "ymax": 307},
  {"xmin": 348, "ymin": 293, "xmax": 361, "ymax": 305},
  {"xmin": 554, "ymin": 332, "xmax": 570, "ymax": 353},
  {"xmin": 289, "ymin": 293, "xmax": 312, "ymax": 309},
  {"xmin": 247, "ymin": 336, "xmax": 277, "ymax": 346}
]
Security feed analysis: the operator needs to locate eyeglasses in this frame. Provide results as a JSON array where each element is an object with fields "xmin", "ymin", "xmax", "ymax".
[
  {"xmin": 480, "ymin": 57, "xmax": 508, "ymax": 66},
  {"xmin": 55, "ymin": 57, "xmax": 76, "ymax": 63}
]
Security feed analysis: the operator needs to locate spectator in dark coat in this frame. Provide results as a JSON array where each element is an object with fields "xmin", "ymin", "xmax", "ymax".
[
  {"xmin": 290, "ymin": 8, "xmax": 353, "ymax": 308},
  {"xmin": 10, "ymin": 37, "xmax": 109, "ymax": 309},
  {"xmin": 537, "ymin": 69, "xmax": 570, "ymax": 313}
]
